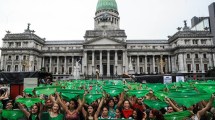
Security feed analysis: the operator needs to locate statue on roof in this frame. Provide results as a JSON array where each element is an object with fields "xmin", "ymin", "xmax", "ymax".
[
  {"xmin": 184, "ymin": 20, "xmax": 187, "ymax": 27},
  {"xmin": 27, "ymin": 23, "xmax": 31, "ymax": 30}
]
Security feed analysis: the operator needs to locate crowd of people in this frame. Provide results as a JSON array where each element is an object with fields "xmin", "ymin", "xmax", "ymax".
[{"xmin": 0, "ymin": 80, "xmax": 215, "ymax": 120}]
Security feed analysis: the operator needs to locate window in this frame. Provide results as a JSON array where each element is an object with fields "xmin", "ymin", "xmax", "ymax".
[
  {"xmin": 23, "ymin": 42, "xmax": 28, "ymax": 46},
  {"xmin": 96, "ymin": 56, "xmax": 100, "ymax": 60},
  {"xmin": 16, "ymin": 56, "xmax": 19, "ymax": 60},
  {"xmin": 7, "ymin": 65, "xmax": 11, "ymax": 72},
  {"xmin": 196, "ymin": 64, "xmax": 199, "ymax": 71},
  {"xmin": 203, "ymin": 54, "xmax": 207, "ymax": 58},
  {"xmin": 23, "ymin": 56, "xmax": 26, "ymax": 60},
  {"xmin": 187, "ymin": 54, "xmax": 190, "ymax": 58},
  {"xmin": 153, "ymin": 46, "xmax": 156, "ymax": 49},
  {"xmin": 48, "ymin": 47, "xmax": 52, "ymax": 50},
  {"xmin": 185, "ymin": 40, "xmax": 190, "ymax": 44},
  {"xmin": 15, "ymin": 65, "xmax": 18, "ymax": 71},
  {"xmin": 54, "ymin": 67, "xmax": 57, "ymax": 73},
  {"xmin": 22, "ymin": 65, "xmax": 25, "ymax": 71},
  {"xmin": 140, "ymin": 57, "xmax": 143, "ymax": 63},
  {"xmin": 89, "ymin": 56, "xmax": 92, "ymax": 60},
  {"xmin": 201, "ymin": 39, "xmax": 206, "ymax": 44},
  {"xmin": 187, "ymin": 64, "xmax": 191, "ymax": 72},
  {"xmin": 193, "ymin": 39, "xmax": 198, "ymax": 44},
  {"xmin": 69, "ymin": 67, "xmax": 72, "ymax": 74},
  {"xmin": 8, "ymin": 42, "xmax": 13, "ymax": 47},
  {"xmin": 195, "ymin": 54, "xmax": 198, "ymax": 58},
  {"xmin": 15, "ymin": 42, "xmax": 21, "ymax": 47},
  {"xmin": 118, "ymin": 56, "xmax": 122, "ymax": 60},
  {"xmin": 69, "ymin": 58, "xmax": 72, "ymax": 63},
  {"xmin": 147, "ymin": 58, "xmax": 150, "ymax": 62},
  {"xmin": 8, "ymin": 56, "xmax": 11, "ymax": 60},
  {"xmin": 110, "ymin": 56, "xmax": 114, "ymax": 60},
  {"xmin": 131, "ymin": 46, "xmax": 135, "ymax": 49},
  {"xmin": 204, "ymin": 64, "xmax": 208, "ymax": 71},
  {"xmin": 55, "ymin": 47, "xmax": 59, "ymax": 50}
]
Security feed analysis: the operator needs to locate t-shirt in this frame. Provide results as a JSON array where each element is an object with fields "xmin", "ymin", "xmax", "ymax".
[{"xmin": 48, "ymin": 113, "xmax": 64, "ymax": 120}]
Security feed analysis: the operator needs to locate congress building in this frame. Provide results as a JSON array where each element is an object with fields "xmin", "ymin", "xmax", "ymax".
[{"xmin": 0, "ymin": 0, "xmax": 215, "ymax": 80}]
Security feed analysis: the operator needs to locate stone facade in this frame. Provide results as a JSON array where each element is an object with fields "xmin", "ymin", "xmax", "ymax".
[{"xmin": 0, "ymin": 1, "xmax": 215, "ymax": 80}]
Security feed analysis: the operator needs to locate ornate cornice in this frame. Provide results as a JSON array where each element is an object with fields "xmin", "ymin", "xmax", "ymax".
[
  {"xmin": 0, "ymin": 47, "xmax": 41, "ymax": 53},
  {"xmin": 3, "ymin": 33, "xmax": 45, "ymax": 44},
  {"xmin": 168, "ymin": 31, "xmax": 213, "ymax": 43},
  {"xmin": 83, "ymin": 36, "xmax": 126, "ymax": 45},
  {"xmin": 41, "ymin": 49, "xmax": 83, "ymax": 53}
]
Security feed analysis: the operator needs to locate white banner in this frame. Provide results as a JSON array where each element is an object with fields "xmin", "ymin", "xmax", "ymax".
[
  {"xmin": 176, "ymin": 76, "xmax": 185, "ymax": 82},
  {"xmin": 163, "ymin": 76, "xmax": 172, "ymax": 84}
]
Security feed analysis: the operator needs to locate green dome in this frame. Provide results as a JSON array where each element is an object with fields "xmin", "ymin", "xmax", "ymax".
[{"xmin": 96, "ymin": 0, "xmax": 118, "ymax": 12}]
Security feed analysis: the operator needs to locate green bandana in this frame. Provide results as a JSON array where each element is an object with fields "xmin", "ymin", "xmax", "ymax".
[
  {"xmin": 85, "ymin": 94, "xmax": 103, "ymax": 104},
  {"xmin": 16, "ymin": 98, "xmax": 41, "ymax": 108},
  {"xmin": 2, "ymin": 110, "xmax": 25, "ymax": 120},
  {"xmin": 144, "ymin": 100, "xmax": 168, "ymax": 110},
  {"xmin": 164, "ymin": 110, "xmax": 192, "ymax": 120}
]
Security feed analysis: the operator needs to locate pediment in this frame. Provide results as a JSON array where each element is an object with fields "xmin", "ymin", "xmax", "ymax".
[{"xmin": 84, "ymin": 37, "xmax": 126, "ymax": 45}]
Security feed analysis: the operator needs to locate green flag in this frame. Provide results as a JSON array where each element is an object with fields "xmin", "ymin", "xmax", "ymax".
[
  {"xmin": 164, "ymin": 110, "xmax": 192, "ymax": 120},
  {"xmin": 85, "ymin": 94, "xmax": 103, "ymax": 104},
  {"xmin": 2, "ymin": 110, "xmax": 25, "ymax": 120},
  {"xmin": 144, "ymin": 100, "xmax": 168, "ymax": 110},
  {"xmin": 16, "ymin": 98, "xmax": 42, "ymax": 108},
  {"xmin": 23, "ymin": 88, "xmax": 34, "ymax": 95},
  {"xmin": 127, "ymin": 90, "xmax": 149, "ymax": 98}
]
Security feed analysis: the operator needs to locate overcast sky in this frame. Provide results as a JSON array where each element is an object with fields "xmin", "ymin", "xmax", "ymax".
[{"xmin": 0, "ymin": 0, "xmax": 214, "ymax": 44}]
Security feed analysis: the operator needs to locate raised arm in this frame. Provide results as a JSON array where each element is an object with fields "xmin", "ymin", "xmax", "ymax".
[
  {"xmin": 117, "ymin": 92, "xmax": 124, "ymax": 107},
  {"xmin": 165, "ymin": 98, "xmax": 182, "ymax": 112},
  {"xmin": 198, "ymin": 94, "xmax": 215, "ymax": 118},
  {"xmin": 17, "ymin": 103, "xmax": 30, "ymax": 118},
  {"xmin": 56, "ymin": 92, "xmax": 69, "ymax": 113},
  {"xmin": 94, "ymin": 98, "xmax": 104, "ymax": 119}
]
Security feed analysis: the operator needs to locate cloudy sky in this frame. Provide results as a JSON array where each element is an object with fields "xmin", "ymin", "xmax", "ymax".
[{"xmin": 0, "ymin": 0, "xmax": 214, "ymax": 43}]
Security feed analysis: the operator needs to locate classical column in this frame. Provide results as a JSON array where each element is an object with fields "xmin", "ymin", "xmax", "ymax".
[
  {"xmin": 0, "ymin": 55, "xmax": 4, "ymax": 70},
  {"xmin": 137, "ymin": 55, "xmax": 140, "ymax": 74},
  {"xmin": 145, "ymin": 55, "xmax": 148, "ymax": 74},
  {"xmin": 171, "ymin": 56, "xmax": 175, "ymax": 73},
  {"xmin": 29, "ymin": 55, "xmax": 34, "ymax": 71},
  {"xmin": 107, "ymin": 50, "xmax": 110, "ymax": 76},
  {"xmin": 19, "ymin": 55, "xmax": 22, "ymax": 72},
  {"xmin": 64, "ymin": 56, "xmax": 67, "ymax": 74},
  {"xmin": 83, "ymin": 51, "xmax": 87, "ymax": 75},
  {"xmin": 123, "ymin": 50, "xmax": 128, "ymax": 73},
  {"xmin": 122, "ymin": 50, "xmax": 125, "ymax": 73},
  {"xmin": 92, "ymin": 50, "xmax": 95, "ymax": 67},
  {"xmin": 152, "ymin": 55, "xmax": 155, "ymax": 74},
  {"xmin": 49, "ymin": 56, "xmax": 52, "ymax": 73},
  {"xmin": 209, "ymin": 54, "xmax": 213, "ymax": 69},
  {"xmin": 192, "ymin": 53, "xmax": 196, "ymax": 73},
  {"xmin": 115, "ymin": 50, "xmax": 118, "ymax": 74},
  {"xmin": 178, "ymin": 53, "xmax": 184, "ymax": 73},
  {"xmin": 72, "ymin": 56, "xmax": 74, "ymax": 74},
  {"xmin": 183, "ymin": 53, "xmax": 187, "ymax": 73},
  {"xmin": 56, "ymin": 56, "xmax": 59, "ymax": 74},
  {"xmin": 42, "ymin": 57, "xmax": 45, "ymax": 68},
  {"xmin": 200, "ymin": 54, "xmax": 204, "ymax": 73},
  {"xmin": 11, "ymin": 55, "xmax": 14, "ymax": 72},
  {"xmin": 213, "ymin": 53, "xmax": 215, "ymax": 68},
  {"xmin": 168, "ymin": 55, "xmax": 171, "ymax": 73},
  {"xmin": 100, "ymin": 50, "xmax": 103, "ymax": 76},
  {"xmin": 160, "ymin": 55, "xmax": 164, "ymax": 74}
]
